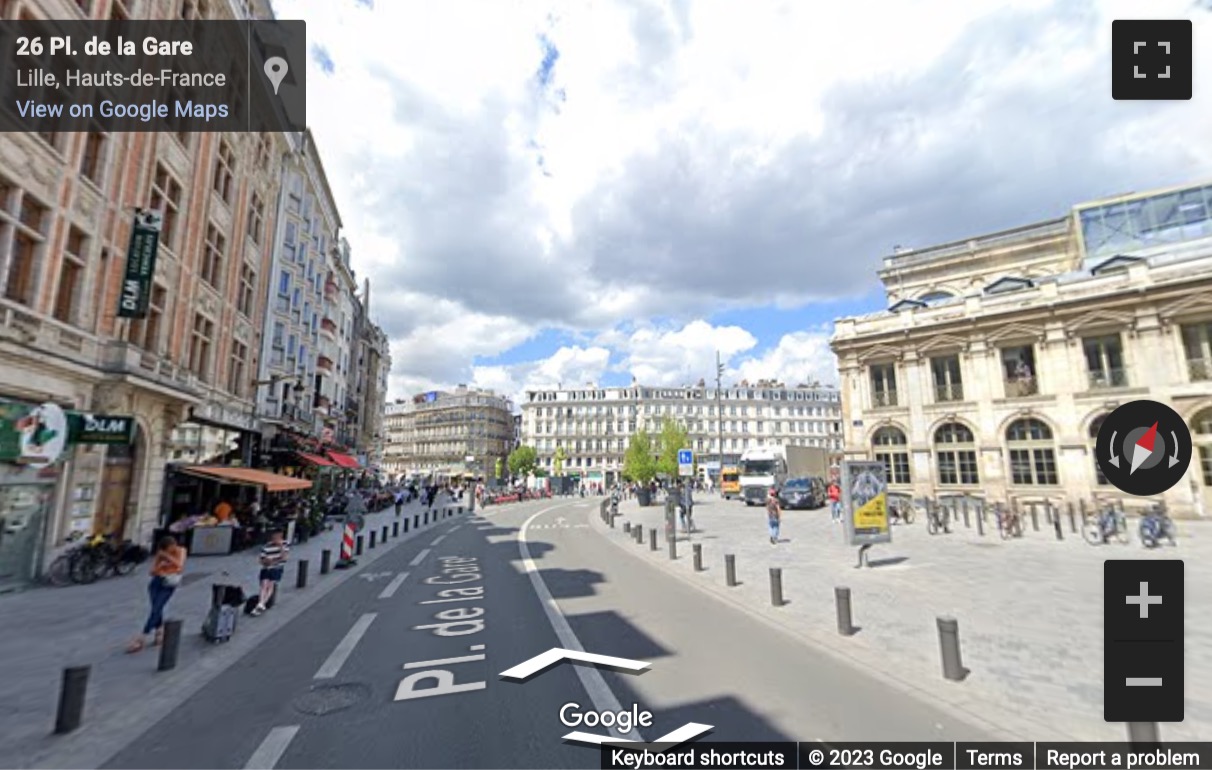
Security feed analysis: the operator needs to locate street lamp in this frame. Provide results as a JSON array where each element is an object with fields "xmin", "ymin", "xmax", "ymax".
[{"xmin": 716, "ymin": 350, "xmax": 725, "ymax": 496}]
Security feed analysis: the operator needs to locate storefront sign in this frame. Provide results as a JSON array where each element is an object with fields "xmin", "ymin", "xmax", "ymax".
[
  {"xmin": 117, "ymin": 209, "xmax": 163, "ymax": 319},
  {"xmin": 841, "ymin": 460, "xmax": 890, "ymax": 547},
  {"xmin": 0, "ymin": 401, "xmax": 68, "ymax": 467},
  {"xmin": 68, "ymin": 413, "xmax": 135, "ymax": 444}
]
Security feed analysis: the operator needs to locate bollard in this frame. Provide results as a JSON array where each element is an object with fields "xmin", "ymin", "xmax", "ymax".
[
  {"xmin": 1127, "ymin": 722, "xmax": 1160, "ymax": 746},
  {"xmin": 725, "ymin": 554, "xmax": 737, "ymax": 587},
  {"xmin": 320, "ymin": 549, "xmax": 332, "ymax": 575},
  {"xmin": 1068, "ymin": 501, "xmax": 1077, "ymax": 533},
  {"xmin": 1053, "ymin": 501, "xmax": 1064, "ymax": 540},
  {"xmin": 296, "ymin": 559, "xmax": 309, "ymax": 589},
  {"xmin": 404, "ymin": 517, "xmax": 410, "ymax": 533},
  {"xmin": 769, "ymin": 567, "xmax": 784, "ymax": 606},
  {"xmin": 382, "ymin": 525, "xmax": 388, "ymax": 542},
  {"xmin": 458, "ymin": 506, "xmax": 464, "ymax": 514},
  {"xmin": 624, "ymin": 521, "xmax": 631, "ymax": 534},
  {"xmin": 1029, "ymin": 501, "xmax": 1039, "ymax": 532},
  {"xmin": 836, "ymin": 587, "xmax": 855, "ymax": 635},
  {"xmin": 668, "ymin": 532, "xmax": 676, "ymax": 560},
  {"xmin": 393, "ymin": 521, "xmax": 399, "ymax": 537},
  {"xmin": 693, "ymin": 543, "xmax": 703, "ymax": 571},
  {"xmin": 975, "ymin": 504, "xmax": 984, "ymax": 536},
  {"xmin": 649, "ymin": 528, "xmax": 658, "ymax": 551},
  {"xmin": 356, "ymin": 535, "xmax": 364, "ymax": 556},
  {"xmin": 369, "ymin": 530, "xmax": 377, "ymax": 549},
  {"xmin": 414, "ymin": 514, "xmax": 419, "ymax": 529},
  {"xmin": 54, "ymin": 665, "xmax": 90, "ymax": 734},
  {"xmin": 157, "ymin": 619, "xmax": 183, "ymax": 672},
  {"xmin": 960, "ymin": 498, "xmax": 969, "ymax": 529},
  {"xmin": 937, "ymin": 616, "xmax": 965, "ymax": 681},
  {"xmin": 424, "ymin": 512, "xmax": 429, "ymax": 525}
]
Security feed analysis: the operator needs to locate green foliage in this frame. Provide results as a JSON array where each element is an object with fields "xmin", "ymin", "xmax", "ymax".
[
  {"xmin": 494, "ymin": 457, "xmax": 504, "ymax": 479},
  {"xmin": 507, "ymin": 445, "xmax": 537, "ymax": 478},
  {"xmin": 655, "ymin": 417, "xmax": 690, "ymax": 478},
  {"xmin": 622, "ymin": 429, "xmax": 657, "ymax": 483},
  {"xmin": 552, "ymin": 445, "xmax": 567, "ymax": 476}
]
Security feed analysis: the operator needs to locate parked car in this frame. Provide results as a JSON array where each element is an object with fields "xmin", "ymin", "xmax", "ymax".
[{"xmin": 778, "ymin": 477, "xmax": 826, "ymax": 509}]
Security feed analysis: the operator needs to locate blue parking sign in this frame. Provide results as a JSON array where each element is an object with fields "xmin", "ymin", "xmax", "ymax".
[{"xmin": 678, "ymin": 449, "xmax": 693, "ymax": 465}]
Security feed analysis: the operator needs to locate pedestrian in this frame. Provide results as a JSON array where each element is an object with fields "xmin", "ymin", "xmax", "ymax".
[
  {"xmin": 766, "ymin": 487, "xmax": 782, "ymax": 545},
  {"xmin": 680, "ymin": 481, "xmax": 694, "ymax": 533},
  {"xmin": 126, "ymin": 535, "xmax": 187, "ymax": 653},
  {"xmin": 251, "ymin": 529, "xmax": 289, "ymax": 616},
  {"xmin": 394, "ymin": 489, "xmax": 404, "ymax": 516},
  {"xmin": 828, "ymin": 482, "xmax": 842, "ymax": 522}
]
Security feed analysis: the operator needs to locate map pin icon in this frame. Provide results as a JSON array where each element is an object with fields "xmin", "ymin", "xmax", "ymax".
[{"xmin": 264, "ymin": 56, "xmax": 288, "ymax": 95}]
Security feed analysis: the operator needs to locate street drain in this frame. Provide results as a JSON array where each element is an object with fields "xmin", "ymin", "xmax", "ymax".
[{"xmin": 292, "ymin": 682, "xmax": 371, "ymax": 716}]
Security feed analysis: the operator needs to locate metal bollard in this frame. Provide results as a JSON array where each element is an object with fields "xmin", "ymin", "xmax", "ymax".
[
  {"xmin": 769, "ymin": 568, "xmax": 784, "ymax": 606},
  {"xmin": 1127, "ymin": 722, "xmax": 1160, "ymax": 746},
  {"xmin": 458, "ymin": 506, "xmax": 464, "ymax": 514},
  {"xmin": 1068, "ymin": 501, "xmax": 1077, "ymax": 533},
  {"xmin": 937, "ymin": 616, "xmax": 965, "ymax": 681},
  {"xmin": 54, "ymin": 665, "xmax": 90, "ymax": 734},
  {"xmin": 961, "ymin": 501, "xmax": 969, "ymax": 528},
  {"xmin": 393, "ymin": 521, "xmax": 399, "ymax": 537},
  {"xmin": 320, "ymin": 549, "xmax": 332, "ymax": 575},
  {"xmin": 961, "ymin": 498, "xmax": 969, "ymax": 529},
  {"xmin": 382, "ymin": 525, "xmax": 388, "ymax": 542},
  {"xmin": 836, "ymin": 587, "xmax": 855, "ymax": 635},
  {"xmin": 1053, "ymin": 501, "xmax": 1064, "ymax": 540},
  {"xmin": 693, "ymin": 543, "xmax": 703, "ymax": 571},
  {"xmin": 369, "ymin": 531, "xmax": 377, "ymax": 549},
  {"xmin": 414, "ymin": 514, "xmax": 419, "ymax": 529},
  {"xmin": 725, "ymin": 554, "xmax": 737, "ymax": 587},
  {"xmin": 157, "ymin": 619, "xmax": 183, "ymax": 672},
  {"xmin": 1030, "ymin": 502, "xmax": 1039, "ymax": 532},
  {"xmin": 356, "ymin": 535, "xmax": 364, "ymax": 556},
  {"xmin": 296, "ymin": 559, "xmax": 309, "ymax": 589},
  {"xmin": 624, "ymin": 521, "xmax": 631, "ymax": 534},
  {"xmin": 975, "ymin": 503, "xmax": 984, "ymax": 536},
  {"xmin": 649, "ymin": 528, "xmax": 658, "ymax": 551},
  {"xmin": 668, "ymin": 532, "xmax": 676, "ymax": 560}
]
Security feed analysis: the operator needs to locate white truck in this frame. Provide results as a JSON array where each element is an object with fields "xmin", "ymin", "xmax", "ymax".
[{"xmin": 738, "ymin": 445, "xmax": 829, "ymax": 505}]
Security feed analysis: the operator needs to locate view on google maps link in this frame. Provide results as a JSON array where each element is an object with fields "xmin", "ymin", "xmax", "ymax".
[{"xmin": 0, "ymin": 1, "xmax": 1209, "ymax": 769}]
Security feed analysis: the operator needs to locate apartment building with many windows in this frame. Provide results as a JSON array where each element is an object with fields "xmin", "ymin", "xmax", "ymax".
[
  {"xmin": 381, "ymin": 387, "xmax": 514, "ymax": 480},
  {"xmin": 831, "ymin": 179, "xmax": 1212, "ymax": 517},
  {"xmin": 519, "ymin": 382, "xmax": 843, "ymax": 487}
]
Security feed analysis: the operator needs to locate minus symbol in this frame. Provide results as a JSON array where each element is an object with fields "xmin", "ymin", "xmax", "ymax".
[{"xmin": 1126, "ymin": 678, "xmax": 1163, "ymax": 687}]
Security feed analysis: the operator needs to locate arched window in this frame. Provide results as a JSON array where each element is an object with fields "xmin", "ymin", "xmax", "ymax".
[
  {"xmin": 872, "ymin": 426, "xmax": 911, "ymax": 485},
  {"xmin": 934, "ymin": 422, "xmax": 978, "ymax": 485},
  {"xmin": 1089, "ymin": 414, "xmax": 1110, "ymax": 486},
  {"xmin": 1193, "ymin": 408, "xmax": 1212, "ymax": 486},
  {"xmin": 1006, "ymin": 418, "xmax": 1058, "ymax": 486}
]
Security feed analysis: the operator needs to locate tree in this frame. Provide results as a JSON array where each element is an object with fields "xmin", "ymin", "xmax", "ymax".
[
  {"xmin": 494, "ymin": 457, "xmax": 504, "ymax": 479},
  {"xmin": 622, "ymin": 429, "xmax": 657, "ymax": 483},
  {"xmin": 655, "ymin": 417, "xmax": 690, "ymax": 479},
  {"xmin": 508, "ymin": 445, "xmax": 537, "ymax": 478},
  {"xmin": 552, "ymin": 445, "xmax": 567, "ymax": 477}
]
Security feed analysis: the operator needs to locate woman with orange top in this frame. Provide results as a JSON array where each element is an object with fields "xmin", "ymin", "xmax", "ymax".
[{"xmin": 126, "ymin": 535, "xmax": 188, "ymax": 653}]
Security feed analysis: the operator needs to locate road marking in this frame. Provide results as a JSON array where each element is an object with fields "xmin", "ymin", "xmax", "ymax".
[
  {"xmin": 430, "ymin": 535, "xmax": 446, "ymax": 546},
  {"xmin": 519, "ymin": 506, "xmax": 645, "ymax": 743},
  {"xmin": 409, "ymin": 548, "xmax": 432, "ymax": 567},
  {"xmin": 564, "ymin": 721, "xmax": 711, "ymax": 748},
  {"xmin": 315, "ymin": 613, "xmax": 377, "ymax": 679},
  {"xmin": 500, "ymin": 648, "xmax": 649, "ymax": 680},
  {"xmin": 379, "ymin": 571, "xmax": 410, "ymax": 599},
  {"xmin": 244, "ymin": 725, "xmax": 299, "ymax": 769}
]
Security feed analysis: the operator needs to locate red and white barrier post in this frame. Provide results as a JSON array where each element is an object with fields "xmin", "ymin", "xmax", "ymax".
[{"xmin": 335, "ymin": 521, "xmax": 357, "ymax": 568}]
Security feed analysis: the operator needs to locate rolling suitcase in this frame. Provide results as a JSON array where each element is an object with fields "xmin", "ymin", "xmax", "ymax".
[{"xmin": 203, "ymin": 584, "xmax": 244, "ymax": 643}]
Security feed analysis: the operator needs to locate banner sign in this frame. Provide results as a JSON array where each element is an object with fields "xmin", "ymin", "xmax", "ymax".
[
  {"xmin": 0, "ymin": 401, "xmax": 68, "ymax": 467},
  {"xmin": 841, "ymin": 460, "xmax": 890, "ymax": 546},
  {"xmin": 68, "ymin": 413, "xmax": 135, "ymax": 445},
  {"xmin": 117, "ymin": 209, "xmax": 162, "ymax": 318}
]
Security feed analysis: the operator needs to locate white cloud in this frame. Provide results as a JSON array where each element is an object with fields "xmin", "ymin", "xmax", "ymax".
[
  {"xmin": 272, "ymin": 0, "xmax": 1212, "ymax": 399},
  {"xmin": 734, "ymin": 329, "xmax": 838, "ymax": 387},
  {"xmin": 471, "ymin": 345, "xmax": 613, "ymax": 405}
]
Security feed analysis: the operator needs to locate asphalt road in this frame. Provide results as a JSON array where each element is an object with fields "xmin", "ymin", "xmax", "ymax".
[{"xmin": 104, "ymin": 497, "xmax": 995, "ymax": 769}]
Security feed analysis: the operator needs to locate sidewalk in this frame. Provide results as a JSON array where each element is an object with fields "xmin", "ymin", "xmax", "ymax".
[
  {"xmin": 593, "ymin": 495, "xmax": 1212, "ymax": 743},
  {"xmin": 0, "ymin": 495, "xmax": 468, "ymax": 770}
]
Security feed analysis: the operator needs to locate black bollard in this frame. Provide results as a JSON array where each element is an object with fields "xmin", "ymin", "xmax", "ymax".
[
  {"xmin": 1068, "ymin": 501, "xmax": 1077, "ymax": 533},
  {"xmin": 668, "ymin": 532, "xmax": 676, "ymax": 560},
  {"xmin": 1030, "ymin": 502, "xmax": 1039, "ymax": 532},
  {"xmin": 404, "ymin": 517, "xmax": 410, "ymax": 533},
  {"xmin": 962, "ymin": 501, "xmax": 970, "ymax": 528},
  {"xmin": 624, "ymin": 521, "xmax": 631, "ymax": 534},
  {"xmin": 693, "ymin": 543, "xmax": 703, "ymax": 571},
  {"xmin": 296, "ymin": 559, "xmax": 309, "ymax": 589},
  {"xmin": 1127, "ymin": 722, "xmax": 1160, "ymax": 746},
  {"xmin": 356, "ymin": 535, "xmax": 364, "ymax": 556},
  {"xmin": 836, "ymin": 587, "xmax": 855, "ymax": 636},
  {"xmin": 369, "ymin": 531, "xmax": 377, "ymax": 549},
  {"xmin": 649, "ymin": 528, "xmax": 658, "ymax": 551},
  {"xmin": 769, "ymin": 568, "xmax": 784, "ymax": 606},
  {"xmin": 54, "ymin": 665, "xmax": 90, "ymax": 734},
  {"xmin": 393, "ymin": 521, "xmax": 399, "ymax": 537},
  {"xmin": 725, "ymin": 554, "xmax": 737, "ymax": 587},
  {"xmin": 157, "ymin": 619, "xmax": 183, "ymax": 671},
  {"xmin": 1053, "ymin": 501, "xmax": 1064, "ymax": 540},
  {"xmin": 320, "ymin": 549, "xmax": 332, "ymax": 575},
  {"xmin": 937, "ymin": 616, "xmax": 965, "ymax": 681},
  {"xmin": 975, "ymin": 503, "xmax": 984, "ymax": 536},
  {"xmin": 382, "ymin": 525, "xmax": 388, "ymax": 542},
  {"xmin": 414, "ymin": 514, "xmax": 419, "ymax": 529},
  {"xmin": 458, "ymin": 506, "xmax": 464, "ymax": 514}
]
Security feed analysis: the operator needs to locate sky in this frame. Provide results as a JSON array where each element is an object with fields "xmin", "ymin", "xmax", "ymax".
[{"xmin": 275, "ymin": 0, "xmax": 1212, "ymax": 407}]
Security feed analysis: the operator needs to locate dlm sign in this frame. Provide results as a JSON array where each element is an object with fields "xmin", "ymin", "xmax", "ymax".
[
  {"xmin": 117, "ymin": 209, "xmax": 162, "ymax": 319},
  {"xmin": 67, "ymin": 413, "xmax": 135, "ymax": 445}
]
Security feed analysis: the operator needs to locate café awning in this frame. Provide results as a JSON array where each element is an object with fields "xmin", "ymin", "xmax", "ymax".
[
  {"xmin": 327, "ymin": 451, "xmax": 361, "ymax": 469},
  {"xmin": 296, "ymin": 452, "xmax": 334, "ymax": 466},
  {"xmin": 182, "ymin": 465, "xmax": 312, "ymax": 492}
]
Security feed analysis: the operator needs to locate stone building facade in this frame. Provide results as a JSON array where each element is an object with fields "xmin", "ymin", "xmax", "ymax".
[{"xmin": 381, "ymin": 387, "xmax": 514, "ymax": 480}]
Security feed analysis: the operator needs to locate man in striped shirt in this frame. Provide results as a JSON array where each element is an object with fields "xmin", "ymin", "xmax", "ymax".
[{"xmin": 252, "ymin": 530, "xmax": 289, "ymax": 616}]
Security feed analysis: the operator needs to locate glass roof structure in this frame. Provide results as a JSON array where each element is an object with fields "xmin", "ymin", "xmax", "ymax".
[{"xmin": 1077, "ymin": 182, "xmax": 1212, "ymax": 265}]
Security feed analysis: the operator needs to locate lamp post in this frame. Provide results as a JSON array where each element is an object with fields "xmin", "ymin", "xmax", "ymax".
[{"xmin": 715, "ymin": 350, "xmax": 725, "ymax": 496}]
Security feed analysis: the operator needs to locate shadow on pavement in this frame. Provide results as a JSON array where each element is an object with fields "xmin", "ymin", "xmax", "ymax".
[
  {"xmin": 867, "ymin": 556, "xmax": 909, "ymax": 568},
  {"xmin": 564, "ymin": 610, "xmax": 674, "ymax": 663},
  {"xmin": 537, "ymin": 568, "xmax": 606, "ymax": 599}
]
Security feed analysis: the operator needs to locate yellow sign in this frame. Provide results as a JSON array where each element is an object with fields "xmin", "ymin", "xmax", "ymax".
[{"xmin": 854, "ymin": 492, "xmax": 889, "ymax": 534}]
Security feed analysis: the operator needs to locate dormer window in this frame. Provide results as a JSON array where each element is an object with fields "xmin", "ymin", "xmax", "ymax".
[
  {"xmin": 984, "ymin": 276, "xmax": 1034, "ymax": 295},
  {"xmin": 1090, "ymin": 255, "xmax": 1144, "ymax": 275},
  {"xmin": 917, "ymin": 291, "xmax": 955, "ymax": 305},
  {"xmin": 889, "ymin": 298, "xmax": 926, "ymax": 313}
]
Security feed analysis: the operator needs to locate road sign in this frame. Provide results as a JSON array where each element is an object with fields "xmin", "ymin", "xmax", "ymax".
[{"xmin": 677, "ymin": 448, "xmax": 693, "ymax": 477}]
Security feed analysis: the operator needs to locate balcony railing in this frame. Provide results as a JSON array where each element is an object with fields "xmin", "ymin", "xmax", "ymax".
[
  {"xmin": 871, "ymin": 390, "xmax": 898, "ymax": 407},
  {"xmin": 1188, "ymin": 357, "xmax": 1212, "ymax": 382},
  {"xmin": 317, "ymin": 355, "xmax": 334, "ymax": 372},
  {"xmin": 934, "ymin": 382, "xmax": 965, "ymax": 402},
  {"xmin": 1087, "ymin": 367, "xmax": 1129, "ymax": 389},
  {"xmin": 1004, "ymin": 377, "xmax": 1039, "ymax": 397}
]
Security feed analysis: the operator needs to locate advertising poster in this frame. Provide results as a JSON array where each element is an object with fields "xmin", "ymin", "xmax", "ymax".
[
  {"xmin": 0, "ymin": 401, "xmax": 68, "ymax": 468},
  {"xmin": 841, "ymin": 460, "xmax": 890, "ymax": 546},
  {"xmin": 117, "ymin": 209, "xmax": 162, "ymax": 319}
]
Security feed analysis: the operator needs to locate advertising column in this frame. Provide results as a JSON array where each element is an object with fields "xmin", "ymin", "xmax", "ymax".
[{"xmin": 840, "ymin": 460, "xmax": 890, "ymax": 568}]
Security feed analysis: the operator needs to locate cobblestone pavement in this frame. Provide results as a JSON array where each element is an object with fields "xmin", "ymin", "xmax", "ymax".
[
  {"xmin": 592, "ymin": 494, "xmax": 1211, "ymax": 743},
  {"xmin": 0, "ymin": 496, "xmax": 467, "ymax": 769}
]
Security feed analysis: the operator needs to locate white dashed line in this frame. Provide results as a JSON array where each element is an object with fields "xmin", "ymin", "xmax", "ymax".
[
  {"xmin": 409, "ymin": 548, "xmax": 432, "ymax": 567},
  {"xmin": 244, "ymin": 725, "xmax": 300, "ymax": 769},
  {"xmin": 314, "ymin": 613, "xmax": 377, "ymax": 679},
  {"xmin": 378, "ymin": 571, "xmax": 410, "ymax": 599},
  {"xmin": 430, "ymin": 535, "xmax": 446, "ymax": 546}
]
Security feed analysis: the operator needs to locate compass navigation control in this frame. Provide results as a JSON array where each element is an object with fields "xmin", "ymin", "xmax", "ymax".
[{"xmin": 1096, "ymin": 400, "xmax": 1192, "ymax": 497}]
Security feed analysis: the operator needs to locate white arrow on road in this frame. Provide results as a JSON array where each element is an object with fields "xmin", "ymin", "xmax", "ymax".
[
  {"xmin": 556, "ymin": 517, "xmax": 568, "ymax": 526},
  {"xmin": 357, "ymin": 571, "xmax": 394, "ymax": 582},
  {"xmin": 499, "ymin": 648, "xmax": 650, "ymax": 681},
  {"xmin": 563, "ymin": 722, "xmax": 713, "ymax": 751}
]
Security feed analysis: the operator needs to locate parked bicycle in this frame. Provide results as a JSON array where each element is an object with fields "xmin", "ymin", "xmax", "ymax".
[
  {"xmin": 1083, "ymin": 505, "xmax": 1129, "ymax": 545},
  {"xmin": 1139, "ymin": 505, "xmax": 1177, "ymax": 548},
  {"xmin": 996, "ymin": 505, "xmax": 1023, "ymax": 539},
  {"xmin": 926, "ymin": 503, "xmax": 951, "ymax": 535},
  {"xmin": 887, "ymin": 497, "xmax": 915, "ymax": 525},
  {"xmin": 44, "ymin": 534, "xmax": 145, "ymax": 586}
]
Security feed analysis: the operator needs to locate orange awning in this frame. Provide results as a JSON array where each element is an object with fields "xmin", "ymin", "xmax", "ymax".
[
  {"xmin": 327, "ymin": 452, "xmax": 361, "ymax": 469},
  {"xmin": 182, "ymin": 466, "xmax": 312, "ymax": 492},
  {"xmin": 296, "ymin": 452, "xmax": 334, "ymax": 466}
]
